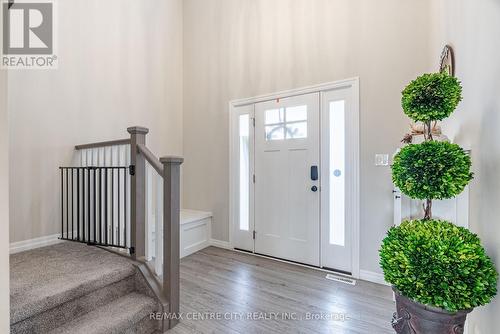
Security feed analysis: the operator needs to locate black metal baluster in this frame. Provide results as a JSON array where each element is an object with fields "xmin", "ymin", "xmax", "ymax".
[
  {"xmin": 111, "ymin": 168, "xmax": 114, "ymax": 245},
  {"xmin": 93, "ymin": 168, "xmax": 97, "ymax": 244},
  {"xmin": 124, "ymin": 167, "xmax": 127, "ymax": 249},
  {"xmin": 61, "ymin": 169, "xmax": 63, "ymax": 239},
  {"xmin": 66, "ymin": 169, "xmax": 69, "ymax": 239},
  {"xmin": 77, "ymin": 168, "xmax": 80, "ymax": 242},
  {"xmin": 71, "ymin": 169, "xmax": 74, "ymax": 240},
  {"xmin": 99, "ymin": 168, "xmax": 103, "ymax": 244},
  {"xmin": 83, "ymin": 168, "xmax": 86, "ymax": 243},
  {"xmin": 87, "ymin": 168, "xmax": 91, "ymax": 245},
  {"xmin": 118, "ymin": 168, "xmax": 121, "ymax": 247},
  {"xmin": 105, "ymin": 168, "xmax": 108, "ymax": 245}
]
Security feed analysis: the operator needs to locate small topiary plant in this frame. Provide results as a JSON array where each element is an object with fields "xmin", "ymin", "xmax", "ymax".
[
  {"xmin": 392, "ymin": 141, "xmax": 473, "ymax": 201},
  {"xmin": 402, "ymin": 72, "xmax": 462, "ymax": 123},
  {"xmin": 380, "ymin": 219, "xmax": 498, "ymax": 312}
]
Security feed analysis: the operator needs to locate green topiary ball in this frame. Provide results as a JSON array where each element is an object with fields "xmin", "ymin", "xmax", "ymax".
[
  {"xmin": 402, "ymin": 72, "xmax": 462, "ymax": 122},
  {"xmin": 392, "ymin": 141, "xmax": 473, "ymax": 200},
  {"xmin": 380, "ymin": 219, "xmax": 498, "ymax": 312}
]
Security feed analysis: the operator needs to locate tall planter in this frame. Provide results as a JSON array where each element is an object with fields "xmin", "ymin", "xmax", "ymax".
[
  {"xmin": 392, "ymin": 288, "xmax": 471, "ymax": 334},
  {"xmin": 379, "ymin": 73, "xmax": 498, "ymax": 334}
]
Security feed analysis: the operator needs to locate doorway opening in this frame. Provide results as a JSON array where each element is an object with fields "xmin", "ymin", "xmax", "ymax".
[{"xmin": 229, "ymin": 79, "xmax": 360, "ymax": 277}]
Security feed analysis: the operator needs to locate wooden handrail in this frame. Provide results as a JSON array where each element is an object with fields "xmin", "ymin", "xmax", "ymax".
[
  {"xmin": 137, "ymin": 144, "xmax": 163, "ymax": 176},
  {"xmin": 75, "ymin": 138, "xmax": 130, "ymax": 150},
  {"xmin": 127, "ymin": 126, "xmax": 183, "ymax": 330}
]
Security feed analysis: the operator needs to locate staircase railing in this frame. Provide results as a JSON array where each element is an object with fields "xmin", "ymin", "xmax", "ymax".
[
  {"xmin": 128, "ymin": 126, "xmax": 183, "ymax": 329},
  {"xmin": 63, "ymin": 126, "xmax": 183, "ymax": 331}
]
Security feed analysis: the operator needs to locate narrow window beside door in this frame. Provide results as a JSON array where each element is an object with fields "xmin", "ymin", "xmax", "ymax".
[
  {"xmin": 329, "ymin": 100, "xmax": 345, "ymax": 246},
  {"xmin": 239, "ymin": 114, "xmax": 250, "ymax": 231}
]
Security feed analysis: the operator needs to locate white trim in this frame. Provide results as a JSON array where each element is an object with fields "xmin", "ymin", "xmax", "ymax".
[
  {"xmin": 228, "ymin": 104, "xmax": 255, "ymax": 252},
  {"xmin": 10, "ymin": 233, "xmax": 63, "ymax": 254},
  {"xmin": 235, "ymin": 249, "xmax": 354, "ymax": 276},
  {"xmin": 183, "ymin": 220, "xmax": 208, "ymax": 232},
  {"xmin": 183, "ymin": 240, "xmax": 209, "ymax": 254},
  {"xmin": 181, "ymin": 209, "xmax": 213, "ymax": 224},
  {"xmin": 228, "ymin": 104, "xmax": 234, "ymax": 251},
  {"xmin": 209, "ymin": 239, "xmax": 232, "ymax": 250},
  {"xmin": 359, "ymin": 270, "xmax": 390, "ymax": 286},
  {"xmin": 228, "ymin": 78, "xmax": 360, "ymax": 278},
  {"xmin": 351, "ymin": 79, "xmax": 360, "ymax": 279},
  {"xmin": 230, "ymin": 78, "xmax": 360, "ymax": 107}
]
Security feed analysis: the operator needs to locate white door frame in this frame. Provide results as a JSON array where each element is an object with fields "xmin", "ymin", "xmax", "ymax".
[{"xmin": 229, "ymin": 77, "xmax": 360, "ymax": 278}]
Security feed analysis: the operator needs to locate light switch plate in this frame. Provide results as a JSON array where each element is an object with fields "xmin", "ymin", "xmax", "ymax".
[{"xmin": 375, "ymin": 154, "xmax": 389, "ymax": 166}]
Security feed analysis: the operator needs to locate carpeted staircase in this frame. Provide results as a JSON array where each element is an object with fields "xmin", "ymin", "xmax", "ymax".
[{"xmin": 10, "ymin": 242, "xmax": 162, "ymax": 334}]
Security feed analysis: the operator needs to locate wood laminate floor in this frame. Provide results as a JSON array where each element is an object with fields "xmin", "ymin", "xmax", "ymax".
[{"xmin": 169, "ymin": 247, "xmax": 394, "ymax": 334}]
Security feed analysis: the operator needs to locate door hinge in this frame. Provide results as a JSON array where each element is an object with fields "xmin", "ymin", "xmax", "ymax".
[
  {"xmin": 253, "ymin": 230, "xmax": 256, "ymax": 239},
  {"xmin": 253, "ymin": 174, "xmax": 255, "ymax": 183},
  {"xmin": 129, "ymin": 165, "xmax": 135, "ymax": 176},
  {"xmin": 252, "ymin": 118, "xmax": 255, "ymax": 127}
]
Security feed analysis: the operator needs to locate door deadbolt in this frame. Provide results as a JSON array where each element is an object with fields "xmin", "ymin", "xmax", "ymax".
[
  {"xmin": 311, "ymin": 185, "xmax": 318, "ymax": 192},
  {"xmin": 310, "ymin": 166, "xmax": 318, "ymax": 181}
]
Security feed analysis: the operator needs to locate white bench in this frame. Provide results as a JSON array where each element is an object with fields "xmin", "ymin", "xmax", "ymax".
[{"xmin": 180, "ymin": 209, "xmax": 212, "ymax": 258}]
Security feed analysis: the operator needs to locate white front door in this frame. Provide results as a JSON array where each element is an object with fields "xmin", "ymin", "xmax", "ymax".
[{"xmin": 254, "ymin": 93, "xmax": 320, "ymax": 266}]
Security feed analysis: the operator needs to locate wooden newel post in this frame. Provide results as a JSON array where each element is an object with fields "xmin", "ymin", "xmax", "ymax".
[
  {"xmin": 160, "ymin": 156, "xmax": 183, "ymax": 328},
  {"xmin": 127, "ymin": 126, "xmax": 149, "ymax": 261}
]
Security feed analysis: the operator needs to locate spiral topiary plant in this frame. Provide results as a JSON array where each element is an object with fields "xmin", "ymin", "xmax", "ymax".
[{"xmin": 380, "ymin": 219, "xmax": 498, "ymax": 312}]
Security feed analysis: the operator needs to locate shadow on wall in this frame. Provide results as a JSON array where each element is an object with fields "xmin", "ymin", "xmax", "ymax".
[
  {"xmin": 478, "ymin": 104, "xmax": 500, "ymax": 251},
  {"xmin": 474, "ymin": 101, "xmax": 500, "ymax": 330}
]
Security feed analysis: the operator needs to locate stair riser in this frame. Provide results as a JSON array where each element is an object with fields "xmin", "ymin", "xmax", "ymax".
[
  {"xmin": 47, "ymin": 293, "xmax": 159, "ymax": 334},
  {"xmin": 11, "ymin": 275, "xmax": 136, "ymax": 334},
  {"xmin": 123, "ymin": 316, "xmax": 158, "ymax": 334}
]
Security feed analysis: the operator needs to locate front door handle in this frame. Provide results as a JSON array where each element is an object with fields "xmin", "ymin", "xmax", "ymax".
[{"xmin": 311, "ymin": 165, "xmax": 318, "ymax": 181}]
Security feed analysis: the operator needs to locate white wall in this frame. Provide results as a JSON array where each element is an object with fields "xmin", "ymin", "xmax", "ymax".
[
  {"xmin": 0, "ymin": 72, "xmax": 9, "ymax": 334},
  {"xmin": 8, "ymin": 0, "xmax": 183, "ymax": 242},
  {"xmin": 430, "ymin": 1, "xmax": 500, "ymax": 332},
  {"xmin": 182, "ymin": 0, "xmax": 433, "ymax": 273},
  {"xmin": 0, "ymin": 2, "xmax": 10, "ymax": 332}
]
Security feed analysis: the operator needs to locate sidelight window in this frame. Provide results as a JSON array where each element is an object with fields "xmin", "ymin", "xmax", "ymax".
[
  {"xmin": 329, "ymin": 100, "xmax": 346, "ymax": 246},
  {"xmin": 239, "ymin": 114, "xmax": 250, "ymax": 231}
]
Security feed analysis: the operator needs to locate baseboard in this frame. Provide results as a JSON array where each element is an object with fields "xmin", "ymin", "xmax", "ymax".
[
  {"xmin": 359, "ymin": 269, "xmax": 390, "ymax": 286},
  {"xmin": 10, "ymin": 233, "xmax": 63, "ymax": 254},
  {"xmin": 182, "ymin": 239, "xmax": 210, "ymax": 258},
  {"xmin": 209, "ymin": 239, "xmax": 232, "ymax": 249}
]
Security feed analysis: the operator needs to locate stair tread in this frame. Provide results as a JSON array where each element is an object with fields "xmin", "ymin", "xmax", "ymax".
[
  {"xmin": 48, "ymin": 292, "xmax": 157, "ymax": 334},
  {"xmin": 10, "ymin": 242, "xmax": 136, "ymax": 324}
]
